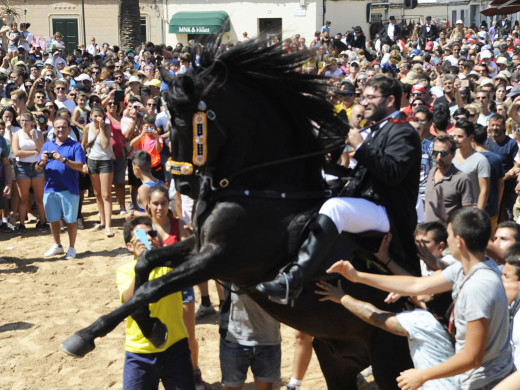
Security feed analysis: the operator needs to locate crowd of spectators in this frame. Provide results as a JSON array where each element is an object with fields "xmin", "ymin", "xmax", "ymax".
[{"xmin": 3, "ymin": 13, "xmax": 520, "ymax": 390}]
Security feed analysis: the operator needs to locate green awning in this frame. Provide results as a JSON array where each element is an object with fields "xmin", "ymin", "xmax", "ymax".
[{"xmin": 169, "ymin": 11, "xmax": 230, "ymax": 34}]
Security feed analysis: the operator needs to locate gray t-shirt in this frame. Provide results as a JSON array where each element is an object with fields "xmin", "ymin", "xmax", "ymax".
[
  {"xmin": 453, "ymin": 150, "xmax": 490, "ymax": 205},
  {"xmin": 442, "ymin": 258, "xmax": 513, "ymax": 389},
  {"xmin": 225, "ymin": 291, "xmax": 281, "ymax": 347},
  {"xmin": 396, "ymin": 309, "xmax": 459, "ymax": 389}
]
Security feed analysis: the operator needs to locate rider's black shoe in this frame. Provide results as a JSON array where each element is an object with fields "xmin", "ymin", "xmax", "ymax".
[{"xmin": 256, "ymin": 214, "xmax": 339, "ymax": 305}]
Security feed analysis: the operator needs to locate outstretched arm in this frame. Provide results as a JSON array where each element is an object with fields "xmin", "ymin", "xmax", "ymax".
[
  {"xmin": 326, "ymin": 260, "xmax": 453, "ymax": 296},
  {"xmin": 315, "ymin": 280, "xmax": 408, "ymax": 337}
]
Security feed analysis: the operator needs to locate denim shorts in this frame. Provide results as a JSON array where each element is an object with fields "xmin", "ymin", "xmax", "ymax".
[
  {"xmin": 43, "ymin": 190, "xmax": 80, "ymax": 224},
  {"xmin": 219, "ymin": 337, "xmax": 281, "ymax": 386},
  {"xmin": 113, "ymin": 158, "xmax": 127, "ymax": 186},
  {"xmin": 87, "ymin": 158, "xmax": 114, "ymax": 175},
  {"xmin": 123, "ymin": 338, "xmax": 195, "ymax": 390},
  {"xmin": 15, "ymin": 161, "xmax": 45, "ymax": 180},
  {"xmin": 182, "ymin": 287, "xmax": 195, "ymax": 303}
]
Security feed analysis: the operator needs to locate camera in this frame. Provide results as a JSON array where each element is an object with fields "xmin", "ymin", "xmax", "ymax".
[
  {"xmin": 44, "ymin": 77, "xmax": 52, "ymax": 83},
  {"xmin": 37, "ymin": 115, "xmax": 46, "ymax": 125},
  {"xmin": 46, "ymin": 152, "xmax": 54, "ymax": 160}
]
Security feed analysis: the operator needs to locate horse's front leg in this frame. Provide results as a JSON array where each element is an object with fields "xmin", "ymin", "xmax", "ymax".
[
  {"xmin": 61, "ymin": 244, "xmax": 222, "ymax": 358},
  {"xmin": 130, "ymin": 236, "xmax": 196, "ymax": 348}
]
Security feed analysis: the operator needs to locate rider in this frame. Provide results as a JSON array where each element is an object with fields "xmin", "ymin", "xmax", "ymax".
[{"xmin": 256, "ymin": 75, "xmax": 422, "ymax": 304}]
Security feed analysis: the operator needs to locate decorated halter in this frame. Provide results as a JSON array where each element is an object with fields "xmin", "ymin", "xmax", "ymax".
[{"xmin": 165, "ymin": 100, "xmax": 216, "ymax": 177}]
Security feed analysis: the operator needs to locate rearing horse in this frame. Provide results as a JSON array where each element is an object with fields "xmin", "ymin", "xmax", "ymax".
[{"xmin": 62, "ymin": 39, "xmax": 412, "ymax": 389}]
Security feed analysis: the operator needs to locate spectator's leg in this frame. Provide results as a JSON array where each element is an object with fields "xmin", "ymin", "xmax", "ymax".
[
  {"xmin": 99, "ymin": 172, "xmax": 113, "ymax": 229},
  {"xmin": 50, "ymin": 221, "xmax": 61, "ymax": 246},
  {"xmin": 90, "ymin": 173, "xmax": 106, "ymax": 225},
  {"xmin": 32, "ymin": 177, "xmax": 46, "ymax": 223},
  {"xmin": 16, "ymin": 177, "xmax": 30, "ymax": 227},
  {"xmin": 289, "ymin": 330, "xmax": 313, "ymax": 389}
]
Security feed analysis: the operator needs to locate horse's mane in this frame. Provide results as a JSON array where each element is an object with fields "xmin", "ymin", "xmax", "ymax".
[{"xmin": 181, "ymin": 37, "xmax": 347, "ymax": 143}]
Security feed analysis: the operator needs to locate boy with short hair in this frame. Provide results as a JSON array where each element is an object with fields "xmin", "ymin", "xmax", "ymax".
[
  {"xmin": 328, "ymin": 208, "xmax": 513, "ymax": 389},
  {"xmin": 128, "ymin": 150, "xmax": 164, "ymax": 218},
  {"xmin": 118, "ymin": 216, "xmax": 195, "ymax": 390}
]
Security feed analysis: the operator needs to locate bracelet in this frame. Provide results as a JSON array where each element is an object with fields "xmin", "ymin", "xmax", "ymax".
[
  {"xmin": 63, "ymin": 158, "xmax": 69, "ymax": 165},
  {"xmin": 384, "ymin": 258, "xmax": 393, "ymax": 266}
]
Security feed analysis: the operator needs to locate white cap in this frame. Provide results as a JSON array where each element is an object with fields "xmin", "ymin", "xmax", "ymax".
[{"xmin": 456, "ymin": 19, "xmax": 463, "ymax": 25}]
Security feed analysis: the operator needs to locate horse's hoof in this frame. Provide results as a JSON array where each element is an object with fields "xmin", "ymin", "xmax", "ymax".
[
  {"xmin": 148, "ymin": 320, "xmax": 168, "ymax": 349},
  {"xmin": 60, "ymin": 333, "xmax": 96, "ymax": 358}
]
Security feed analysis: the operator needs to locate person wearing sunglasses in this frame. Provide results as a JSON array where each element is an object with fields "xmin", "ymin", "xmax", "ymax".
[
  {"xmin": 334, "ymin": 81, "xmax": 356, "ymax": 120},
  {"xmin": 118, "ymin": 215, "xmax": 195, "ymax": 390},
  {"xmin": 53, "ymin": 79, "xmax": 76, "ymax": 113},
  {"xmin": 424, "ymin": 134, "xmax": 475, "ymax": 222},
  {"xmin": 129, "ymin": 115, "xmax": 164, "ymax": 184}
]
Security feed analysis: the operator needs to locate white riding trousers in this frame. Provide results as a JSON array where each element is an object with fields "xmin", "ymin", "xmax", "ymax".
[{"xmin": 319, "ymin": 197, "xmax": 390, "ymax": 234}]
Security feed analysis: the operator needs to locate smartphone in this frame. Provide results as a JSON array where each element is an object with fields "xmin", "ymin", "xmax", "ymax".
[
  {"xmin": 461, "ymin": 79, "xmax": 469, "ymax": 89},
  {"xmin": 134, "ymin": 229, "xmax": 151, "ymax": 250},
  {"xmin": 114, "ymin": 90, "xmax": 124, "ymax": 104},
  {"xmin": 105, "ymin": 80, "xmax": 115, "ymax": 87}
]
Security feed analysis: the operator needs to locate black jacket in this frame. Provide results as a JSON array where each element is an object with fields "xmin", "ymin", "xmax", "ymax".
[
  {"xmin": 418, "ymin": 23, "xmax": 439, "ymax": 42},
  {"xmin": 354, "ymin": 114, "xmax": 421, "ymax": 275},
  {"xmin": 346, "ymin": 32, "xmax": 366, "ymax": 50},
  {"xmin": 379, "ymin": 22, "xmax": 401, "ymax": 42},
  {"xmin": 498, "ymin": 18, "xmax": 511, "ymax": 37}
]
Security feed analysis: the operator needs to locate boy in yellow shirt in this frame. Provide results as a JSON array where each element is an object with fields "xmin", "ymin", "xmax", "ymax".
[{"xmin": 118, "ymin": 216, "xmax": 195, "ymax": 390}]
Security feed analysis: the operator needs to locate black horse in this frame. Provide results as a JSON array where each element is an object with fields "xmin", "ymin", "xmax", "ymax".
[{"xmin": 62, "ymin": 39, "xmax": 413, "ymax": 389}]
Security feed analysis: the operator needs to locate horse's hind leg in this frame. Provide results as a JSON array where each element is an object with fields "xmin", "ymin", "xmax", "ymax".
[{"xmin": 312, "ymin": 338, "xmax": 365, "ymax": 390}]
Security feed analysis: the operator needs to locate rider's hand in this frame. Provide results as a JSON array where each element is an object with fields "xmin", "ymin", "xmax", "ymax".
[
  {"xmin": 373, "ymin": 233, "xmax": 392, "ymax": 264},
  {"xmin": 347, "ymin": 129, "xmax": 364, "ymax": 149}
]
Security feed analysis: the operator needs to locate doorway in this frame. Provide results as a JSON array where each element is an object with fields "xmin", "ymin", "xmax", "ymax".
[{"xmin": 52, "ymin": 18, "xmax": 78, "ymax": 55}]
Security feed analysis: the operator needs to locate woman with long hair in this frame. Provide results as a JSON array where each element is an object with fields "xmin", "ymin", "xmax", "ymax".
[
  {"xmin": 105, "ymin": 95, "xmax": 127, "ymax": 214},
  {"xmin": 82, "ymin": 106, "xmax": 115, "ymax": 237},
  {"xmin": 146, "ymin": 185, "xmax": 205, "ymax": 388},
  {"xmin": 11, "ymin": 111, "xmax": 46, "ymax": 231},
  {"xmin": 2, "ymin": 106, "xmax": 21, "ymax": 226}
]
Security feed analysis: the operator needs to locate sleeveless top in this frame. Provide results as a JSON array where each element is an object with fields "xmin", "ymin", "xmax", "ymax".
[
  {"xmin": 87, "ymin": 124, "xmax": 114, "ymax": 161},
  {"xmin": 76, "ymin": 107, "xmax": 88, "ymax": 126},
  {"xmin": 136, "ymin": 179, "xmax": 165, "ymax": 212},
  {"xmin": 161, "ymin": 216, "xmax": 181, "ymax": 246},
  {"xmin": 17, "ymin": 130, "xmax": 41, "ymax": 163},
  {"xmin": 108, "ymin": 116, "xmax": 125, "ymax": 159}
]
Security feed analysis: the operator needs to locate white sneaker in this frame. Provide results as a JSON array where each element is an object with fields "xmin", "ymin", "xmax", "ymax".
[
  {"xmin": 195, "ymin": 303, "xmax": 216, "ymax": 319},
  {"xmin": 105, "ymin": 228, "xmax": 115, "ymax": 237},
  {"xmin": 90, "ymin": 223, "xmax": 105, "ymax": 232},
  {"xmin": 66, "ymin": 247, "xmax": 77, "ymax": 259},
  {"xmin": 119, "ymin": 207, "xmax": 127, "ymax": 215},
  {"xmin": 76, "ymin": 218, "xmax": 84, "ymax": 229},
  {"xmin": 44, "ymin": 243, "xmax": 64, "ymax": 257}
]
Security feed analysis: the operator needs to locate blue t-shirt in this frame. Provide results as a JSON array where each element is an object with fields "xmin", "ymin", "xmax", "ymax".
[
  {"xmin": 0, "ymin": 135, "xmax": 8, "ymax": 183},
  {"xmin": 481, "ymin": 151, "xmax": 505, "ymax": 217},
  {"xmin": 485, "ymin": 136, "xmax": 518, "ymax": 172},
  {"xmin": 40, "ymin": 138, "xmax": 86, "ymax": 195}
]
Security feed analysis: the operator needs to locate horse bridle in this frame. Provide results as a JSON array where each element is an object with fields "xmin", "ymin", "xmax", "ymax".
[{"xmin": 162, "ymin": 96, "xmax": 345, "ymax": 192}]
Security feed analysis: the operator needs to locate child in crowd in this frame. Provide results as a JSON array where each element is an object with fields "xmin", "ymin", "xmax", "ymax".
[
  {"xmin": 118, "ymin": 216, "xmax": 195, "ymax": 390},
  {"xmin": 71, "ymin": 92, "xmax": 88, "ymax": 130},
  {"xmin": 130, "ymin": 115, "xmax": 164, "ymax": 182},
  {"xmin": 129, "ymin": 150, "xmax": 163, "ymax": 218}
]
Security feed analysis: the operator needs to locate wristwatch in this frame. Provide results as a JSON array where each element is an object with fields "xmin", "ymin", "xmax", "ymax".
[{"xmin": 63, "ymin": 158, "xmax": 69, "ymax": 165}]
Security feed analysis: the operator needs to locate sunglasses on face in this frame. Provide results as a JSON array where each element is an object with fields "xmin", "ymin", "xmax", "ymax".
[
  {"xmin": 432, "ymin": 150, "xmax": 449, "ymax": 157},
  {"xmin": 55, "ymin": 87, "xmax": 66, "ymax": 91},
  {"xmin": 147, "ymin": 103, "xmax": 157, "ymax": 107},
  {"xmin": 107, "ymin": 101, "xmax": 117, "ymax": 106}
]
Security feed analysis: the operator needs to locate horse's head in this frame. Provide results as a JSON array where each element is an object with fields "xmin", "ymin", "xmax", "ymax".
[
  {"xmin": 160, "ymin": 39, "xmax": 348, "ymax": 200},
  {"xmin": 160, "ymin": 64, "xmax": 227, "ymax": 199}
]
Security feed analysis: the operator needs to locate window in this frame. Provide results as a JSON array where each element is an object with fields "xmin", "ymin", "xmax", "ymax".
[{"xmin": 140, "ymin": 17, "xmax": 147, "ymax": 43}]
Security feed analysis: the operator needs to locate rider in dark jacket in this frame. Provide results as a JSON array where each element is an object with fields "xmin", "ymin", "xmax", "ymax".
[{"xmin": 346, "ymin": 26, "xmax": 366, "ymax": 50}]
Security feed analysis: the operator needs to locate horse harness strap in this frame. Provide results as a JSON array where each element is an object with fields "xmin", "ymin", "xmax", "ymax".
[
  {"xmin": 216, "ymin": 143, "xmax": 344, "ymax": 189},
  {"xmin": 210, "ymin": 188, "xmax": 333, "ymax": 201}
]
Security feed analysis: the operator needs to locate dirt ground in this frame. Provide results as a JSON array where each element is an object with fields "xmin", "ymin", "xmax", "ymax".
[{"xmin": 0, "ymin": 194, "xmax": 377, "ymax": 390}]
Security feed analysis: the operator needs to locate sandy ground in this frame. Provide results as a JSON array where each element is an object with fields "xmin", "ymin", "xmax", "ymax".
[{"xmin": 0, "ymin": 194, "xmax": 377, "ymax": 390}]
